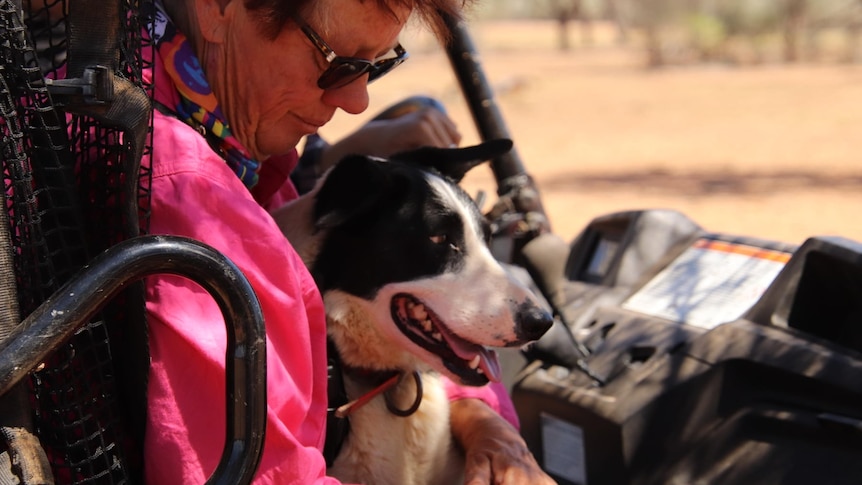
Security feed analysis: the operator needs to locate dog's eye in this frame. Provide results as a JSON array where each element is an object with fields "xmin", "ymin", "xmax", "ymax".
[{"xmin": 430, "ymin": 234, "xmax": 461, "ymax": 252}]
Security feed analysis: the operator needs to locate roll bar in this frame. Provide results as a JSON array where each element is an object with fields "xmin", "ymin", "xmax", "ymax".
[
  {"xmin": 443, "ymin": 13, "xmax": 553, "ymax": 251},
  {"xmin": 443, "ymin": 14, "xmax": 528, "ymax": 184}
]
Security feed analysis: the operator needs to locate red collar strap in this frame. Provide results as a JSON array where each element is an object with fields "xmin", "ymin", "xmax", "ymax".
[{"xmin": 335, "ymin": 370, "xmax": 423, "ymax": 418}]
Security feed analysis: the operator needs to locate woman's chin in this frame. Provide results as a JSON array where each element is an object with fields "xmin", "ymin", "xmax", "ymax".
[{"xmin": 257, "ymin": 134, "xmax": 304, "ymax": 160}]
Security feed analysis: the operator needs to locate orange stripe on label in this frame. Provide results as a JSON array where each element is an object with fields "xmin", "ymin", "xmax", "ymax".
[{"xmin": 693, "ymin": 238, "xmax": 792, "ymax": 264}]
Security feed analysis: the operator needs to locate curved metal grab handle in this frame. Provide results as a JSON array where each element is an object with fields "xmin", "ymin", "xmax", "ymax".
[{"xmin": 0, "ymin": 235, "xmax": 267, "ymax": 485}]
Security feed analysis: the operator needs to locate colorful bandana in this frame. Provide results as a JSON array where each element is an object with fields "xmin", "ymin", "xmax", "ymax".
[{"xmin": 148, "ymin": 2, "xmax": 260, "ymax": 188}]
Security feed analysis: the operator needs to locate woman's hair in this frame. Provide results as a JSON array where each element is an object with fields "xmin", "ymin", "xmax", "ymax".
[{"xmin": 244, "ymin": 0, "xmax": 472, "ymax": 42}]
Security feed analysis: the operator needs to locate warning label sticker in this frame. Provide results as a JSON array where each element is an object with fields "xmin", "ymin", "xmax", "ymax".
[
  {"xmin": 541, "ymin": 413, "xmax": 587, "ymax": 485},
  {"xmin": 622, "ymin": 238, "xmax": 792, "ymax": 329}
]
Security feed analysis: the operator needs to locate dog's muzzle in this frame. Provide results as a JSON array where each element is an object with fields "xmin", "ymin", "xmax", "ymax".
[{"xmin": 391, "ymin": 293, "xmax": 501, "ymax": 386}]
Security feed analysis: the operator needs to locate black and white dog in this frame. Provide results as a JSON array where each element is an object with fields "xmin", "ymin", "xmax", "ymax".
[{"xmin": 273, "ymin": 139, "xmax": 553, "ymax": 485}]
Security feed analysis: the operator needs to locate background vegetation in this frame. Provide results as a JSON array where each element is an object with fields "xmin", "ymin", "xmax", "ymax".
[{"xmin": 471, "ymin": 0, "xmax": 862, "ymax": 66}]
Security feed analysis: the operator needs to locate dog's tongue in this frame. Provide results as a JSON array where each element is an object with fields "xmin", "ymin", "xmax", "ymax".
[
  {"xmin": 448, "ymin": 338, "xmax": 502, "ymax": 383},
  {"xmin": 477, "ymin": 347, "xmax": 502, "ymax": 383}
]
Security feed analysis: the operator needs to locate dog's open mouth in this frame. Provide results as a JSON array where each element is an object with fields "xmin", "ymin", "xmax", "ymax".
[{"xmin": 391, "ymin": 293, "xmax": 501, "ymax": 386}]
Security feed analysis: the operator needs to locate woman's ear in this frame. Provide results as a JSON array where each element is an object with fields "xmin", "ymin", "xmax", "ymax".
[{"xmin": 194, "ymin": 0, "xmax": 236, "ymax": 43}]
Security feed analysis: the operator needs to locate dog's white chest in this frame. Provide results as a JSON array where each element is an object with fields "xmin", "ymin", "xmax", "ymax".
[{"xmin": 329, "ymin": 373, "xmax": 464, "ymax": 485}]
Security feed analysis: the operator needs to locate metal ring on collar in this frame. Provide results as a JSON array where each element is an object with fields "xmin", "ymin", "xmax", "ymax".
[{"xmin": 384, "ymin": 371, "xmax": 423, "ymax": 417}]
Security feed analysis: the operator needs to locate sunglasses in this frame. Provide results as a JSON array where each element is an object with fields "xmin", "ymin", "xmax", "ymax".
[{"xmin": 295, "ymin": 16, "xmax": 409, "ymax": 90}]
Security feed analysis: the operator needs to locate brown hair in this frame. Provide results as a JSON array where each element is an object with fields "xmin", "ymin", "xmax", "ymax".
[{"xmin": 243, "ymin": 0, "xmax": 472, "ymax": 42}]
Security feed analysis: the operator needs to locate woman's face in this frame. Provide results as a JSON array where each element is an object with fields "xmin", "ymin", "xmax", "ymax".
[{"xmin": 205, "ymin": 0, "xmax": 411, "ymax": 160}]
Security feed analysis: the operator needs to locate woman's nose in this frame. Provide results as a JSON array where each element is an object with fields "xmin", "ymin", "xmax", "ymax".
[{"xmin": 321, "ymin": 78, "xmax": 370, "ymax": 115}]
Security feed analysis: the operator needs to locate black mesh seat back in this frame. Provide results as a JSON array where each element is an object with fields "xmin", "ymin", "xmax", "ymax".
[{"xmin": 1, "ymin": 0, "xmax": 153, "ymax": 483}]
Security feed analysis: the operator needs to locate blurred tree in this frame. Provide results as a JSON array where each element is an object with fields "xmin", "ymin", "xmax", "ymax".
[
  {"xmin": 686, "ymin": 12, "xmax": 726, "ymax": 61},
  {"xmin": 604, "ymin": 0, "xmax": 631, "ymax": 44},
  {"xmin": 783, "ymin": 0, "xmax": 808, "ymax": 62},
  {"xmin": 550, "ymin": 0, "xmax": 596, "ymax": 50},
  {"xmin": 551, "ymin": 0, "xmax": 578, "ymax": 50},
  {"xmin": 637, "ymin": 0, "xmax": 681, "ymax": 67},
  {"xmin": 712, "ymin": 0, "xmax": 780, "ymax": 64}
]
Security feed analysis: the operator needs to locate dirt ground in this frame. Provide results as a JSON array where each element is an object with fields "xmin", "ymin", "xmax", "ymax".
[{"xmin": 318, "ymin": 20, "xmax": 862, "ymax": 248}]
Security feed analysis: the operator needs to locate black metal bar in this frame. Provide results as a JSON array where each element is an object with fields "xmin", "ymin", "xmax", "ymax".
[
  {"xmin": 0, "ymin": 235, "xmax": 267, "ymax": 485},
  {"xmin": 442, "ymin": 13, "xmax": 553, "ymax": 239},
  {"xmin": 443, "ymin": 13, "xmax": 527, "ymax": 187}
]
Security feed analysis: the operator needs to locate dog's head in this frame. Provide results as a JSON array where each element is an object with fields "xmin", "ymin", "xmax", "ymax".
[{"xmin": 276, "ymin": 139, "xmax": 553, "ymax": 386}]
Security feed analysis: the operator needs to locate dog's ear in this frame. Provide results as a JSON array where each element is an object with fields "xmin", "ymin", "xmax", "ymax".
[
  {"xmin": 389, "ymin": 138, "xmax": 513, "ymax": 183},
  {"xmin": 313, "ymin": 155, "xmax": 389, "ymax": 231}
]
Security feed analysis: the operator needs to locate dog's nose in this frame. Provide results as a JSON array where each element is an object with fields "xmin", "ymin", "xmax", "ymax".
[{"xmin": 515, "ymin": 305, "xmax": 554, "ymax": 342}]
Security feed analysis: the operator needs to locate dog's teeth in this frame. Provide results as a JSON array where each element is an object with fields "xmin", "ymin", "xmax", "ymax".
[
  {"xmin": 432, "ymin": 332, "xmax": 443, "ymax": 342},
  {"xmin": 422, "ymin": 320, "xmax": 433, "ymax": 332},
  {"xmin": 409, "ymin": 304, "xmax": 427, "ymax": 321},
  {"xmin": 468, "ymin": 355, "xmax": 481, "ymax": 369}
]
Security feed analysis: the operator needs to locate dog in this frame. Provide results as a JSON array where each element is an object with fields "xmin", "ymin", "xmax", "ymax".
[{"xmin": 273, "ymin": 139, "xmax": 553, "ymax": 485}]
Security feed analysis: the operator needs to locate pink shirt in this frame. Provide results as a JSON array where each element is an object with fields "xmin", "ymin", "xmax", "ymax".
[{"xmin": 142, "ymin": 43, "xmax": 517, "ymax": 485}]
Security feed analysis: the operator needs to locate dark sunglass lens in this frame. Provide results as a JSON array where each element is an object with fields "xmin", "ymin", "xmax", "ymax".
[
  {"xmin": 318, "ymin": 61, "xmax": 369, "ymax": 90},
  {"xmin": 367, "ymin": 57, "xmax": 406, "ymax": 84}
]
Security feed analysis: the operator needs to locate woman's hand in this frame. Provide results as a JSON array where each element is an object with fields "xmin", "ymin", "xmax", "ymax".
[
  {"xmin": 450, "ymin": 398, "xmax": 558, "ymax": 485},
  {"xmin": 319, "ymin": 105, "xmax": 462, "ymax": 172}
]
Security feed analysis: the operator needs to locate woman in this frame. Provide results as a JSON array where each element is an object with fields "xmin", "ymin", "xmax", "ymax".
[{"xmin": 144, "ymin": 0, "xmax": 554, "ymax": 483}]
